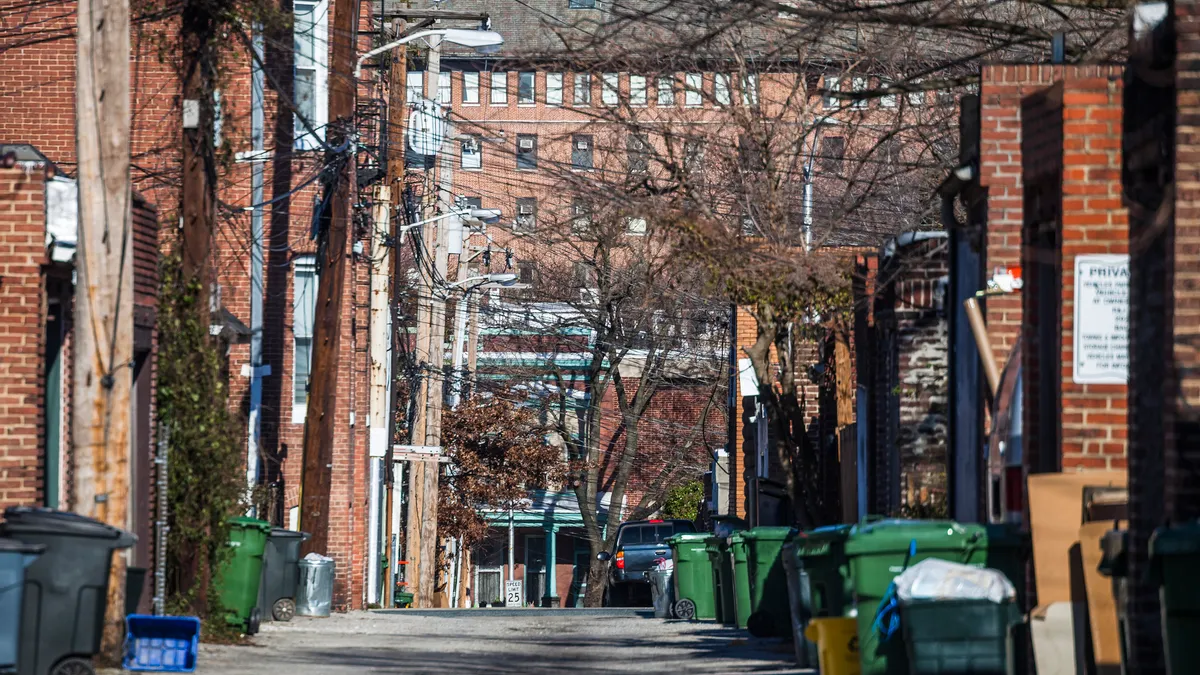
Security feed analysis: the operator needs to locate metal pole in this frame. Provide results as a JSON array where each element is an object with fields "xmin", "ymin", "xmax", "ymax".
[
  {"xmin": 367, "ymin": 186, "xmax": 392, "ymax": 606},
  {"xmin": 508, "ymin": 509, "xmax": 515, "ymax": 582},
  {"xmin": 246, "ymin": 22, "xmax": 266, "ymax": 516},
  {"xmin": 153, "ymin": 424, "xmax": 169, "ymax": 615}
]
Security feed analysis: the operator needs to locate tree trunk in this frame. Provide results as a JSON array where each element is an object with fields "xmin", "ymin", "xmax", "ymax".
[{"xmin": 584, "ymin": 543, "xmax": 609, "ymax": 607}]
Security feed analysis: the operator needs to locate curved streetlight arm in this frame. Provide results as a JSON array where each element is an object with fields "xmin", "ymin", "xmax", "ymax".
[{"xmin": 354, "ymin": 29, "xmax": 504, "ymax": 79}]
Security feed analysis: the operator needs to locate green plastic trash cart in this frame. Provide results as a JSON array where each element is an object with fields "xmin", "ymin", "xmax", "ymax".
[
  {"xmin": 962, "ymin": 523, "xmax": 1030, "ymax": 608},
  {"xmin": 785, "ymin": 525, "xmax": 855, "ymax": 667},
  {"xmin": 1150, "ymin": 521, "xmax": 1200, "ymax": 675},
  {"xmin": 845, "ymin": 519, "xmax": 989, "ymax": 675},
  {"xmin": 215, "ymin": 517, "xmax": 271, "ymax": 635},
  {"xmin": 901, "ymin": 599, "xmax": 1021, "ymax": 675},
  {"xmin": 740, "ymin": 527, "xmax": 797, "ymax": 637},
  {"xmin": 706, "ymin": 535, "xmax": 736, "ymax": 625},
  {"xmin": 667, "ymin": 533, "xmax": 716, "ymax": 620},
  {"xmin": 729, "ymin": 531, "xmax": 753, "ymax": 629}
]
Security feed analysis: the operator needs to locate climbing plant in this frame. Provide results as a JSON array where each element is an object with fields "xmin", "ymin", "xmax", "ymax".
[
  {"xmin": 156, "ymin": 252, "xmax": 245, "ymax": 634},
  {"xmin": 661, "ymin": 480, "xmax": 705, "ymax": 522}
]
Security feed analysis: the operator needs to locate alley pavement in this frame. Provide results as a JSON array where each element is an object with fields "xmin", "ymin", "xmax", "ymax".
[{"xmin": 193, "ymin": 608, "xmax": 812, "ymax": 674}]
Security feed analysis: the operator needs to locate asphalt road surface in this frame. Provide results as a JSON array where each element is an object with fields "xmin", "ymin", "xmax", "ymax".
[{"xmin": 193, "ymin": 608, "xmax": 813, "ymax": 674}]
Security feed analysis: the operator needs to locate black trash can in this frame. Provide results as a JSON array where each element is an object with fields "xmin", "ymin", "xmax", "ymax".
[
  {"xmin": 0, "ymin": 507, "xmax": 136, "ymax": 675},
  {"xmin": 124, "ymin": 567, "xmax": 147, "ymax": 618},
  {"xmin": 257, "ymin": 529, "xmax": 310, "ymax": 622}
]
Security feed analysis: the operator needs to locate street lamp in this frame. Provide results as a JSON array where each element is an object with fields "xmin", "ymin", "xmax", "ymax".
[
  {"xmin": 446, "ymin": 273, "xmax": 517, "ymax": 409},
  {"xmin": 447, "ymin": 272, "xmax": 518, "ymax": 290},
  {"xmin": 397, "ymin": 208, "xmax": 502, "ymax": 243},
  {"xmin": 354, "ymin": 28, "xmax": 505, "ymax": 80}
]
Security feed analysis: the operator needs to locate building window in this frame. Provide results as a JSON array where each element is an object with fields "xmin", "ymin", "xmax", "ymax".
[
  {"xmin": 571, "ymin": 198, "xmax": 592, "ymax": 234},
  {"xmin": 518, "ymin": 262, "xmax": 538, "ymax": 285},
  {"xmin": 683, "ymin": 139, "xmax": 704, "ymax": 175},
  {"xmin": 684, "ymin": 73, "xmax": 703, "ymax": 106},
  {"xmin": 741, "ymin": 73, "xmax": 759, "ymax": 106},
  {"xmin": 602, "ymin": 73, "xmax": 619, "ymax": 105},
  {"xmin": 627, "ymin": 134, "xmax": 649, "ymax": 173},
  {"xmin": 293, "ymin": 0, "xmax": 328, "ymax": 150},
  {"xmin": 292, "ymin": 254, "xmax": 317, "ymax": 423},
  {"xmin": 516, "ymin": 134, "xmax": 538, "ymax": 170},
  {"xmin": 657, "ymin": 75, "xmax": 675, "ymax": 106},
  {"xmin": 573, "ymin": 73, "xmax": 592, "ymax": 106},
  {"xmin": 625, "ymin": 216, "xmax": 647, "ymax": 235},
  {"xmin": 824, "ymin": 77, "xmax": 841, "ymax": 108},
  {"xmin": 515, "ymin": 197, "xmax": 537, "ymax": 231},
  {"xmin": 880, "ymin": 79, "xmax": 897, "ymax": 108},
  {"xmin": 569, "ymin": 0, "xmax": 596, "ymax": 7},
  {"xmin": 820, "ymin": 135, "xmax": 845, "ymax": 173},
  {"xmin": 571, "ymin": 134, "xmax": 594, "ymax": 170},
  {"xmin": 518, "ymin": 72, "xmax": 536, "ymax": 105},
  {"xmin": 434, "ymin": 71, "xmax": 450, "ymax": 105},
  {"xmin": 573, "ymin": 261, "xmax": 596, "ymax": 287},
  {"xmin": 851, "ymin": 76, "xmax": 867, "ymax": 109},
  {"xmin": 490, "ymin": 71, "xmax": 508, "ymax": 105},
  {"xmin": 406, "ymin": 71, "xmax": 424, "ymax": 104},
  {"xmin": 461, "ymin": 136, "xmax": 481, "ymax": 170},
  {"xmin": 629, "ymin": 75, "xmax": 647, "ymax": 106},
  {"xmin": 462, "ymin": 72, "xmax": 479, "ymax": 104},
  {"xmin": 907, "ymin": 79, "xmax": 924, "ymax": 106},
  {"xmin": 714, "ymin": 73, "xmax": 732, "ymax": 105},
  {"xmin": 547, "ymin": 73, "xmax": 563, "ymax": 106}
]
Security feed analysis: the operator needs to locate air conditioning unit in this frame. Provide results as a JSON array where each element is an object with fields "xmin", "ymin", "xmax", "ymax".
[
  {"xmin": 518, "ymin": 203, "xmax": 535, "ymax": 215},
  {"xmin": 519, "ymin": 138, "xmax": 534, "ymax": 150},
  {"xmin": 576, "ymin": 140, "xmax": 590, "ymax": 150}
]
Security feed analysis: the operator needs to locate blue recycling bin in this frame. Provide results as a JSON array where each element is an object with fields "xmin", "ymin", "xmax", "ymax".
[
  {"xmin": 122, "ymin": 615, "xmax": 200, "ymax": 672},
  {"xmin": 0, "ymin": 538, "xmax": 44, "ymax": 673}
]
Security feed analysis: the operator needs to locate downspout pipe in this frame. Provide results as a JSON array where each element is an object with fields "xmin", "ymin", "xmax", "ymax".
[{"xmin": 246, "ymin": 24, "xmax": 266, "ymax": 515}]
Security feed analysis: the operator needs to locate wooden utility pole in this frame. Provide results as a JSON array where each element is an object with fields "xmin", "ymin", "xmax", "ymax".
[
  {"xmin": 300, "ymin": 0, "xmax": 360, "ymax": 557},
  {"xmin": 367, "ymin": 184, "xmax": 391, "ymax": 606},
  {"xmin": 74, "ymin": 0, "xmax": 132, "ymax": 659},
  {"xmin": 383, "ymin": 18, "xmax": 408, "ymax": 609}
]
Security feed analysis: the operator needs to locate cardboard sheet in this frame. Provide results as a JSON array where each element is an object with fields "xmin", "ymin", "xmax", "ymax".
[
  {"xmin": 1080, "ymin": 520, "xmax": 1127, "ymax": 672},
  {"xmin": 1027, "ymin": 471, "xmax": 1126, "ymax": 607}
]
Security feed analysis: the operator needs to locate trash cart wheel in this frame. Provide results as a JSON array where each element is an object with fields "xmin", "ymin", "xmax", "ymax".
[
  {"xmin": 50, "ymin": 657, "xmax": 95, "ymax": 675},
  {"xmin": 247, "ymin": 606, "xmax": 262, "ymax": 635},
  {"xmin": 273, "ymin": 597, "xmax": 297, "ymax": 622},
  {"xmin": 674, "ymin": 598, "xmax": 697, "ymax": 620}
]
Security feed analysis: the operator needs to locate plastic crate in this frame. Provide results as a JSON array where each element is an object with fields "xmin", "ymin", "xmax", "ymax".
[{"xmin": 123, "ymin": 615, "xmax": 201, "ymax": 672}]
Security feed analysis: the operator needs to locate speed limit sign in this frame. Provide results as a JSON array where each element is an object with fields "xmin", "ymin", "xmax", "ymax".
[{"xmin": 505, "ymin": 580, "xmax": 524, "ymax": 607}]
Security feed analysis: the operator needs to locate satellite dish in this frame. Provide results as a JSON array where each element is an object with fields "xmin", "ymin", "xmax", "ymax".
[{"xmin": 407, "ymin": 98, "xmax": 447, "ymax": 157}]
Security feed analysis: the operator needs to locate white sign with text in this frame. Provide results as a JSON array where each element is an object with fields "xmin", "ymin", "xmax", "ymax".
[
  {"xmin": 505, "ymin": 580, "xmax": 524, "ymax": 608},
  {"xmin": 1073, "ymin": 254, "xmax": 1130, "ymax": 384}
]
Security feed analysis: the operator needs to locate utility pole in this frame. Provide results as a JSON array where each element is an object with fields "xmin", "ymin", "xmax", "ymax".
[
  {"xmin": 367, "ymin": 184, "xmax": 391, "ymax": 605},
  {"xmin": 74, "ymin": 0, "xmax": 131, "ymax": 659},
  {"xmin": 300, "ymin": 0, "xmax": 360, "ymax": 557},
  {"xmin": 407, "ymin": 35, "xmax": 443, "ymax": 608},
  {"xmin": 383, "ymin": 17, "xmax": 408, "ymax": 609}
]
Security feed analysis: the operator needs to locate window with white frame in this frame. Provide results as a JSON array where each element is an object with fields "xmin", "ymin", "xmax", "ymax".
[
  {"xmin": 406, "ymin": 71, "xmax": 424, "ymax": 104},
  {"xmin": 824, "ymin": 76, "xmax": 841, "ymax": 109},
  {"xmin": 518, "ymin": 72, "xmax": 536, "ymax": 105},
  {"xmin": 714, "ymin": 73, "xmax": 732, "ymax": 105},
  {"xmin": 462, "ymin": 72, "xmax": 480, "ymax": 104},
  {"xmin": 657, "ymin": 75, "xmax": 675, "ymax": 106},
  {"xmin": 293, "ymin": 0, "xmax": 328, "ymax": 149},
  {"xmin": 461, "ymin": 136, "xmax": 481, "ymax": 170},
  {"xmin": 438, "ymin": 71, "xmax": 451, "ymax": 105},
  {"xmin": 491, "ymin": 71, "xmax": 508, "ymax": 105},
  {"xmin": 880, "ymin": 79, "xmax": 897, "ymax": 108},
  {"xmin": 515, "ymin": 197, "xmax": 537, "ymax": 231},
  {"xmin": 907, "ymin": 79, "xmax": 925, "ymax": 106},
  {"xmin": 629, "ymin": 75, "xmax": 647, "ymax": 106},
  {"xmin": 547, "ymin": 73, "xmax": 563, "ymax": 106},
  {"xmin": 684, "ymin": 73, "xmax": 703, "ymax": 106},
  {"xmin": 741, "ymin": 73, "xmax": 759, "ymax": 106},
  {"xmin": 571, "ymin": 134, "xmax": 594, "ymax": 170},
  {"xmin": 292, "ymin": 254, "xmax": 317, "ymax": 423},
  {"xmin": 851, "ymin": 77, "xmax": 867, "ymax": 109},
  {"xmin": 602, "ymin": 73, "xmax": 619, "ymax": 105},
  {"xmin": 625, "ymin": 216, "xmax": 647, "ymax": 235},
  {"xmin": 574, "ymin": 73, "xmax": 592, "ymax": 106}
]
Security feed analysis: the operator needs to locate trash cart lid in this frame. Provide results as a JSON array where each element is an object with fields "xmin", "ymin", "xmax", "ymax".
[
  {"xmin": 2, "ymin": 506, "xmax": 136, "ymax": 545},
  {"xmin": 845, "ymin": 519, "xmax": 979, "ymax": 557},
  {"xmin": 742, "ymin": 526, "xmax": 797, "ymax": 542},
  {"xmin": 1150, "ymin": 521, "xmax": 1200, "ymax": 558},
  {"xmin": 227, "ymin": 516, "xmax": 272, "ymax": 532},
  {"xmin": 666, "ymin": 532, "xmax": 710, "ymax": 544},
  {"xmin": 269, "ymin": 528, "xmax": 311, "ymax": 540},
  {"xmin": 0, "ymin": 537, "xmax": 44, "ymax": 554},
  {"xmin": 793, "ymin": 525, "xmax": 853, "ymax": 557}
]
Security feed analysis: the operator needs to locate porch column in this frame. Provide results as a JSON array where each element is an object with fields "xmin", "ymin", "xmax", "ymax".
[{"xmin": 543, "ymin": 524, "xmax": 559, "ymax": 607}]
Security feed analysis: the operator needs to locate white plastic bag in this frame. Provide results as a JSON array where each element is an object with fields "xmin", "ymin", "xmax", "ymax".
[{"xmin": 894, "ymin": 558, "xmax": 1015, "ymax": 604}]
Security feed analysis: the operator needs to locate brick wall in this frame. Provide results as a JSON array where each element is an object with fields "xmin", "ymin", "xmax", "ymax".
[
  {"xmin": 1018, "ymin": 72, "xmax": 1128, "ymax": 473},
  {"xmin": 860, "ymin": 236, "xmax": 949, "ymax": 515},
  {"xmin": 0, "ymin": 167, "xmax": 47, "ymax": 507}
]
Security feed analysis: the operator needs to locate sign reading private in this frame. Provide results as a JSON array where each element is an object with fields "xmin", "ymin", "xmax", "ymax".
[{"xmin": 1073, "ymin": 255, "xmax": 1130, "ymax": 384}]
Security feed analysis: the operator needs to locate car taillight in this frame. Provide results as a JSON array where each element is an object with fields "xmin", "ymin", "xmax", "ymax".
[
  {"xmin": 1004, "ymin": 466, "xmax": 1024, "ymax": 523},
  {"xmin": 615, "ymin": 551, "xmax": 625, "ymax": 570},
  {"xmin": 648, "ymin": 519, "xmax": 664, "ymax": 523}
]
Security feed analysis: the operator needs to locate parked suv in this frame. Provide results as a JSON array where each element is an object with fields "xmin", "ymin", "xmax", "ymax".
[{"xmin": 597, "ymin": 519, "xmax": 695, "ymax": 607}]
